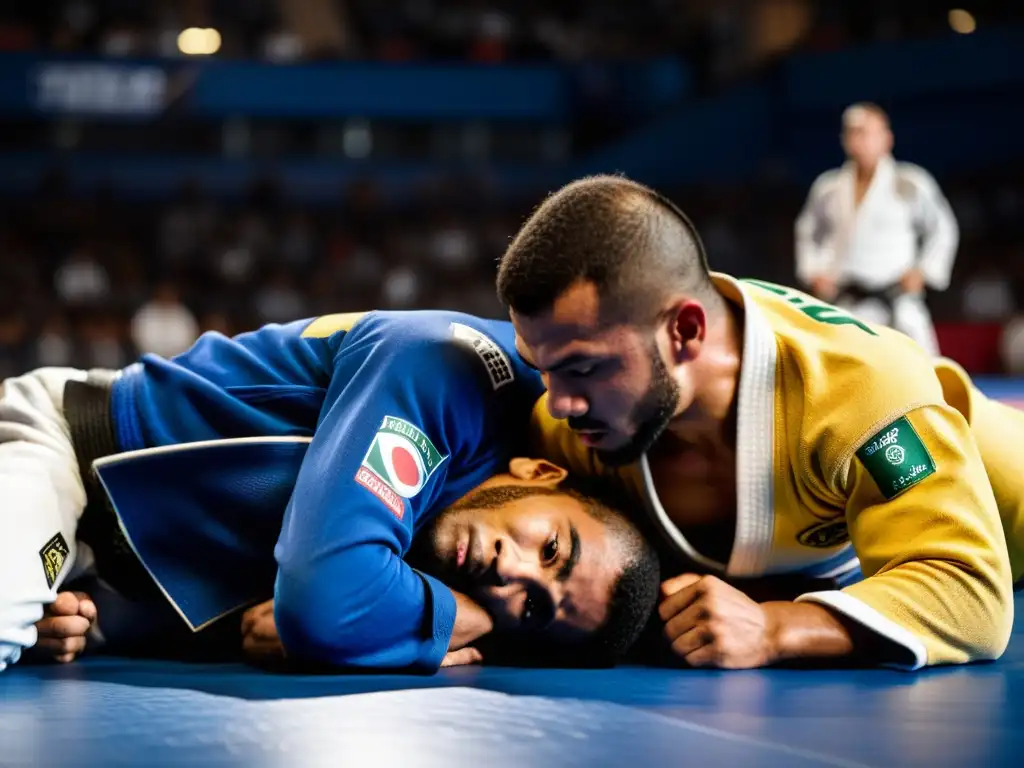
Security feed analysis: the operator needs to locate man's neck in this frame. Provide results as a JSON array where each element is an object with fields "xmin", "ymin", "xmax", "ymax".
[
  {"xmin": 854, "ymin": 156, "xmax": 884, "ymax": 183},
  {"xmin": 660, "ymin": 299, "xmax": 743, "ymax": 454}
]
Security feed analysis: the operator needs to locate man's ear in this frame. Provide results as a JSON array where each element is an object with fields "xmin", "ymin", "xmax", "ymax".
[
  {"xmin": 507, "ymin": 458, "xmax": 569, "ymax": 488},
  {"xmin": 666, "ymin": 299, "xmax": 707, "ymax": 364}
]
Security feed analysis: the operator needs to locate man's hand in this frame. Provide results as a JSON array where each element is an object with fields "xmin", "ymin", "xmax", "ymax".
[
  {"xmin": 241, "ymin": 599, "xmax": 287, "ymax": 665},
  {"xmin": 658, "ymin": 574, "xmax": 779, "ymax": 669},
  {"xmin": 900, "ymin": 267, "xmax": 925, "ymax": 295},
  {"xmin": 659, "ymin": 575, "xmax": 862, "ymax": 668},
  {"xmin": 32, "ymin": 591, "xmax": 97, "ymax": 663},
  {"xmin": 810, "ymin": 275, "xmax": 838, "ymax": 302},
  {"xmin": 438, "ymin": 592, "xmax": 493, "ymax": 669},
  {"xmin": 440, "ymin": 647, "xmax": 483, "ymax": 667}
]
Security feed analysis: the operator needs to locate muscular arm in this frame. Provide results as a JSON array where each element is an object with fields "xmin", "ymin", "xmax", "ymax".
[
  {"xmin": 794, "ymin": 405, "xmax": 1014, "ymax": 669},
  {"xmin": 908, "ymin": 167, "xmax": 959, "ymax": 291},
  {"xmin": 794, "ymin": 174, "xmax": 837, "ymax": 288},
  {"xmin": 272, "ymin": 333, "xmax": 503, "ymax": 672},
  {"xmin": 449, "ymin": 591, "xmax": 494, "ymax": 650},
  {"xmin": 764, "ymin": 601, "xmax": 871, "ymax": 662}
]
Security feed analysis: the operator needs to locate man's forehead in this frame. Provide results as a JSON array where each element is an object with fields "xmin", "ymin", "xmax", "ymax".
[
  {"xmin": 514, "ymin": 325, "xmax": 630, "ymax": 370},
  {"xmin": 843, "ymin": 107, "xmax": 885, "ymax": 130},
  {"xmin": 511, "ymin": 289, "xmax": 600, "ymax": 338}
]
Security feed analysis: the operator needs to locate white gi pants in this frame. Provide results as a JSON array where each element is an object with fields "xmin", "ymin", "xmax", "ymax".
[
  {"xmin": 0, "ymin": 368, "xmax": 94, "ymax": 671},
  {"xmin": 836, "ymin": 292, "xmax": 941, "ymax": 357}
]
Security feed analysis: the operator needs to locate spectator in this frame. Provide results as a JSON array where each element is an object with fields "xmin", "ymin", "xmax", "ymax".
[
  {"xmin": 254, "ymin": 272, "xmax": 306, "ymax": 324},
  {"xmin": 1002, "ymin": 317, "xmax": 1024, "ymax": 375},
  {"xmin": 34, "ymin": 312, "xmax": 74, "ymax": 368},
  {"xmin": 54, "ymin": 248, "xmax": 110, "ymax": 306},
  {"xmin": 131, "ymin": 283, "xmax": 200, "ymax": 359}
]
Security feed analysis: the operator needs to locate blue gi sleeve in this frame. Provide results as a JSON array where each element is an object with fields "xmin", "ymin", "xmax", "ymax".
[{"xmin": 272, "ymin": 331, "xmax": 492, "ymax": 672}]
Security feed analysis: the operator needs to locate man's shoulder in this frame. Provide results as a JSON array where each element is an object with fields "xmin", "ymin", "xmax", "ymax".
[
  {"xmin": 809, "ymin": 167, "xmax": 843, "ymax": 192},
  {"xmin": 892, "ymin": 161, "xmax": 940, "ymax": 196},
  {"xmin": 753, "ymin": 284, "xmax": 947, "ymax": 458},
  {"xmin": 340, "ymin": 310, "xmax": 541, "ymax": 409},
  {"xmin": 784, "ymin": 340, "xmax": 946, "ymax": 483},
  {"xmin": 345, "ymin": 310, "xmax": 514, "ymax": 348}
]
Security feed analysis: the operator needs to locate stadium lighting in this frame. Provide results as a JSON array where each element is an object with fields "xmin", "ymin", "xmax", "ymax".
[
  {"xmin": 948, "ymin": 9, "xmax": 976, "ymax": 34},
  {"xmin": 178, "ymin": 28, "xmax": 222, "ymax": 56}
]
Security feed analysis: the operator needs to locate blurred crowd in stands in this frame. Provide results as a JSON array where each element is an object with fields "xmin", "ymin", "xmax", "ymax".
[
  {"xmin": 1, "ymin": 0, "xmax": 1023, "ymax": 376},
  {"xmin": 1, "ymin": 1, "xmax": 1022, "ymax": 86},
  {"xmin": 1, "ymin": 164, "xmax": 1023, "ymax": 378}
]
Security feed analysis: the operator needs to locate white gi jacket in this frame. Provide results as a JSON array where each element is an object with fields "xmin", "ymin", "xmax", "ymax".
[{"xmin": 795, "ymin": 155, "xmax": 959, "ymax": 292}]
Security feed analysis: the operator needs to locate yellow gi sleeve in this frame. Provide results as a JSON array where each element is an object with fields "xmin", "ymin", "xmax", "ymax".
[
  {"xmin": 934, "ymin": 358, "xmax": 1024, "ymax": 582},
  {"xmin": 796, "ymin": 404, "xmax": 1014, "ymax": 669}
]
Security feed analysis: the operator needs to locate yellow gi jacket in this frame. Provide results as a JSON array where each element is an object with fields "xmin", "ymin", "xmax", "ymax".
[{"xmin": 531, "ymin": 274, "xmax": 1016, "ymax": 669}]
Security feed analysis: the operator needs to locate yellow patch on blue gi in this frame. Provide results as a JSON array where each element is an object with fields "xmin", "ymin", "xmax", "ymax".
[{"xmin": 301, "ymin": 313, "xmax": 368, "ymax": 339}]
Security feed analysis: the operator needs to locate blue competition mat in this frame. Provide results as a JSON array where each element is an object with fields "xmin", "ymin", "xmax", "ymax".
[
  {"xmin": 3, "ymin": 595, "xmax": 1024, "ymax": 768},
  {"xmin": 2, "ymin": 379, "xmax": 1022, "ymax": 767}
]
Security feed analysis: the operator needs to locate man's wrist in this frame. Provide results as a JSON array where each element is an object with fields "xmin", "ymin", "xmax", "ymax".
[
  {"xmin": 763, "ymin": 601, "xmax": 856, "ymax": 663},
  {"xmin": 449, "ymin": 591, "xmax": 494, "ymax": 650}
]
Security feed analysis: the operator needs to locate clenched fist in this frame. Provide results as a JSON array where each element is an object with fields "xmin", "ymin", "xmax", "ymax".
[
  {"xmin": 241, "ymin": 599, "xmax": 286, "ymax": 666},
  {"xmin": 658, "ymin": 574, "xmax": 779, "ymax": 669},
  {"xmin": 31, "ymin": 591, "xmax": 97, "ymax": 663}
]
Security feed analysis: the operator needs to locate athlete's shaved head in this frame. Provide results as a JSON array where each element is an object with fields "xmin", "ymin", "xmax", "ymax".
[
  {"xmin": 497, "ymin": 175, "xmax": 718, "ymax": 325},
  {"xmin": 496, "ymin": 175, "xmax": 726, "ymax": 465}
]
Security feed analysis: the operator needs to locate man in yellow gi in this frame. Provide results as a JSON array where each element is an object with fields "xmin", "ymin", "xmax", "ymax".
[{"xmin": 496, "ymin": 175, "xmax": 1020, "ymax": 670}]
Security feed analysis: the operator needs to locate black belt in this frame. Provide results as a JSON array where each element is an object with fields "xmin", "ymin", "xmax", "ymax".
[
  {"xmin": 835, "ymin": 281, "xmax": 905, "ymax": 314},
  {"xmin": 64, "ymin": 372, "xmax": 162, "ymax": 600}
]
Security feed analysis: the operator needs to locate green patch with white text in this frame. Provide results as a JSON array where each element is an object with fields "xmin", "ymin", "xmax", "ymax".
[{"xmin": 855, "ymin": 416, "xmax": 936, "ymax": 500}]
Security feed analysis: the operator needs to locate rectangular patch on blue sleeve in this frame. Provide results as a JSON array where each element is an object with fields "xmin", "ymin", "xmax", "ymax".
[
  {"xmin": 356, "ymin": 416, "xmax": 448, "ymax": 519},
  {"xmin": 450, "ymin": 322, "xmax": 515, "ymax": 390}
]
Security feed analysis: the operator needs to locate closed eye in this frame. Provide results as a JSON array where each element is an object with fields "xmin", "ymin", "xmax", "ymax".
[{"xmin": 566, "ymin": 365, "xmax": 596, "ymax": 378}]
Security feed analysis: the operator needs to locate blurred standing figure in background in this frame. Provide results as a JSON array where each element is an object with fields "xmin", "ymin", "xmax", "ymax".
[{"xmin": 795, "ymin": 103, "xmax": 959, "ymax": 355}]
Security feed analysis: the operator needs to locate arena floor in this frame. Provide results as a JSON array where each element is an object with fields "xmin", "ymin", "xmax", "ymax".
[{"xmin": 3, "ymin": 380, "xmax": 1023, "ymax": 768}]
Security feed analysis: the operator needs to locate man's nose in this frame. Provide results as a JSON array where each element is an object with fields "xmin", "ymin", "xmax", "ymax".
[
  {"xmin": 546, "ymin": 379, "xmax": 588, "ymax": 420},
  {"xmin": 493, "ymin": 539, "xmax": 546, "ymax": 587}
]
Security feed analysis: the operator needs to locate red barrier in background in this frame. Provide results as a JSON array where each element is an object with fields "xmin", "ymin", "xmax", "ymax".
[{"xmin": 936, "ymin": 322, "xmax": 1006, "ymax": 374}]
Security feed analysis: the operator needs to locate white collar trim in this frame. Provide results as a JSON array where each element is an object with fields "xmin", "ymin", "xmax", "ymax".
[{"xmin": 638, "ymin": 276, "xmax": 778, "ymax": 577}]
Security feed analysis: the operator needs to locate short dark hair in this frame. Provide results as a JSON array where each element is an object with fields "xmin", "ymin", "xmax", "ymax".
[
  {"xmin": 464, "ymin": 478, "xmax": 660, "ymax": 667},
  {"xmin": 843, "ymin": 102, "xmax": 890, "ymax": 127},
  {"xmin": 569, "ymin": 479, "xmax": 660, "ymax": 664},
  {"xmin": 496, "ymin": 175, "xmax": 715, "ymax": 323}
]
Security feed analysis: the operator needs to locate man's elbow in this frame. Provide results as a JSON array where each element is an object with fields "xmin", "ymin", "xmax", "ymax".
[
  {"xmin": 273, "ymin": 562, "xmax": 435, "ymax": 671},
  {"xmin": 970, "ymin": 585, "xmax": 1013, "ymax": 662},
  {"xmin": 273, "ymin": 568, "xmax": 367, "ymax": 666},
  {"xmin": 946, "ymin": 565, "xmax": 1014, "ymax": 664}
]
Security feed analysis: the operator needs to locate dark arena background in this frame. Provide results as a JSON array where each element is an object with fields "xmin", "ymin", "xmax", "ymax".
[{"xmin": 1, "ymin": 2, "xmax": 1023, "ymax": 766}]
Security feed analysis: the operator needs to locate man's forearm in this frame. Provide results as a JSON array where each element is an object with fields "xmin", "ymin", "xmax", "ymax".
[
  {"xmin": 449, "ymin": 591, "xmax": 493, "ymax": 651},
  {"xmin": 763, "ymin": 601, "xmax": 858, "ymax": 662}
]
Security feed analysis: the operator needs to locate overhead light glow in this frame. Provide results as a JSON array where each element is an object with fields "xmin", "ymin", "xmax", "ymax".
[
  {"xmin": 948, "ymin": 9, "xmax": 976, "ymax": 35},
  {"xmin": 178, "ymin": 27, "xmax": 222, "ymax": 56}
]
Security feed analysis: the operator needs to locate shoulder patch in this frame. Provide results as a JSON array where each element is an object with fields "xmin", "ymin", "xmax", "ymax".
[
  {"xmin": 40, "ymin": 532, "xmax": 70, "ymax": 589},
  {"xmin": 797, "ymin": 519, "xmax": 849, "ymax": 549},
  {"xmin": 356, "ymin": 416, "xmax": 448, "ymax": 519},
  {"xmin": 450, "ymin": 322, "xmax": 515, "ymax": 390},
  {"xmin": 302, "ymin": 312, "xmax": 368, "ymax": 339},
  {"xmin": 855, "ymin": 415, "xmax": 936, "ymax": 500},
  {"xmin": 894, "ymin": 174, "xmax": 919, "ymax": 202}
]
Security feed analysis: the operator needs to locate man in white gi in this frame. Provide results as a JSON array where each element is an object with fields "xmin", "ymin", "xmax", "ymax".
[{"xmin": 794, "ymin": 102, "xmax": 959, "ymax": 355}]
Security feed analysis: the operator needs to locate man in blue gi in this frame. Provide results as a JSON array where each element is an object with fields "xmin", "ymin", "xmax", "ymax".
[{"xmin": 0, "ymin": 310, "xmax": 659, "ymax": 673}]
